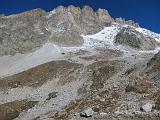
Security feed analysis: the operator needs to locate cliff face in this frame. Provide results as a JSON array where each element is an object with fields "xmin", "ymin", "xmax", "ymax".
[
  {"xmin": 0, "ymin": 6, "xmax": 113, "ymax": 56},
  {"xmin": 0, "ymin": 5, "xmax": 142, "ymax": 56},
  {"xmin": 114, "ymin": 17, "xmax": 139, "ymax": 27},
  {"xmin": 114, "ymin": 27, "xmax": 157, "ymax": 50},
  {"xmin": 145, "ymin": 52, "xmax": 160, "ymax": 88},
  {"xmin": 0, "ymin": 8, "xmax": 49, "ymax": 55}
]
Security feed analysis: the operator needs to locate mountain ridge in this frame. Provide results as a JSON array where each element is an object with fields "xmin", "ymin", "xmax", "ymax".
[{"xmin": 0, "ymin": 5, "xmax": 152, "ymax": 57}]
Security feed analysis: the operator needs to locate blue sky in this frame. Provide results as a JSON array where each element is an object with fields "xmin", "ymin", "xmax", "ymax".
[{"xmin": 0, "ymin": 0, "xmax": 159, "ymax": 33}]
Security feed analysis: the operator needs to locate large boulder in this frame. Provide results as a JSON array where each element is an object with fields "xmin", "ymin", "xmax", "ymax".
[
  {"xmin": 140, "ymin": 101, "xmax": 155, "ymax": 112},
  {"xmin": 80, "ymin": 107, "xmax": 94, "ymax": 118}
]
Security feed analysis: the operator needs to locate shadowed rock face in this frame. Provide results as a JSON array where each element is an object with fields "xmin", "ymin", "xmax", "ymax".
[
  {"xmin": 146, "ymin": 52, "xmax": 160, "ymax": 88},
  {"xmin": 147, "ymin": 51, "xmax": 160, "ymax": 67},
  {"xmin": 114, "ymin": 27, "xmax": 157, "ymax": 50},
  {"xmin": 0, "ymin": 5, "xmax": 112, "ymax": 56}
]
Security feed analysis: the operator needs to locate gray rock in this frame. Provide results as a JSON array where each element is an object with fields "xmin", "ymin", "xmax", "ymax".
[
  {"xmin": 115, "ymin": 17, "xmax": 139, "ymax": 27},
  {"xmin": 80, "ymin": 107, "xmax": 94, "ymax": 118},
  {"xmin": 140, "ymin": 102, "xmax": 154, "ymax": 112},
  {"xmin": 146, "ymin": 52, "xmax": 160, "ymax": 88},
  {"xmin": 114, "ymin": 27, "xmax": 157, "ymax": 50}
]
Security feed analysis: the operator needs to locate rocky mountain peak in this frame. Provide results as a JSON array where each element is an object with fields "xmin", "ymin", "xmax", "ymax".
[
  {"xmin": 115, "ymin": 17, "xmax": 139, "ymax": 27},
  {"xmin": 82, "ymin": 5, "xmax": 94, "ymax": 13},
  {"xmin": 0, "ymin": 5, "xmax": 143, "ymax": 56},
  {"xmin": 97, "ymin": 8, "xmax": 112, "ymax": 25},
  {"xmin": 67, "ymin": 5, "xmax": 81, "ymax": 15},
  {"xmin": 54, "ymin": 5, "xmax": 66, "ymax": 13}
]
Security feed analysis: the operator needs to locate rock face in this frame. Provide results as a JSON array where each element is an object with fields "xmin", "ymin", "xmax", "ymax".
[
  {"xmin": 0, "ymin": 8, "xmax": 49, "ymax": 56},
  {"xmin": 115, "ymin": 17, "xmax": 139, "ymax": 27},
  {"xmin": 146, "ymin": 52, "xmax": 160, "ymax": 88},
  {"xmin": 0, "ymin": 5, "xmax": 112, "ymax": 56},
  {"xmin": 147, "ymin": 51, "xmax": 160, "ymax": 67},
  {"xmin": 114, "ymin": 27, "xmax": 157, "ymax": 50}
]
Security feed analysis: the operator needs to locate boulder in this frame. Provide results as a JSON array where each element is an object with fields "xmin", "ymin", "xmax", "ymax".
[
  {"xmin": 140, "ymin": 102, "xmax": 154, "ymax": 112},
  {"xmin": 80, "ymin": 107, "xmax": 94, "ymax": 118}
]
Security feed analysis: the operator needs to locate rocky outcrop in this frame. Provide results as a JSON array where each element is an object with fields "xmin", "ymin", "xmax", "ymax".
[
  {"xmin": 114, "ymin": 27, "xmax": 157, "ymax": 50},
  {"xmin": 115, "ymin": 17, "xmax": 139, "ymax": 27},
  {"xmin": 80, "ymin": 6, "xmax": 112, "ymax": 34},
  {"xmin": 47, "ymin": 5, "xmax": 112, "ymax": 46},
  {"xmin": 146, "ymin": 52, "xmax": 160, "ymax": 88},
  {"xmin": 0, "ymin": 8, "xmax": 50, "ymax": 56}
]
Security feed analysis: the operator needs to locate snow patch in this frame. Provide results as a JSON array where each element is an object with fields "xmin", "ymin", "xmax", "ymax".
[
  {"xmin": 136, "ymin": 27, "xmax": 160, "ymax": 42},
  {"xmin": 82, "ymin": 26, "xmax": 120, "ymax": 50},
  {"xmin": 47, "ymin": 9, "xmax": 56, "ymax": 18}
]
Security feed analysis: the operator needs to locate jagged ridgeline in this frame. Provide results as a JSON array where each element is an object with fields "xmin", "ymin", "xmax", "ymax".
[{"xmin": 0, "ymin": 5, "xmax": 139, "ymax": 56}]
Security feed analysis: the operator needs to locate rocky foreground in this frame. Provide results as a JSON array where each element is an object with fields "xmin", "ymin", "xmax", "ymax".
[{"xmin": 0, "ymin": 5, "xmax": 160, "ymax": 120}]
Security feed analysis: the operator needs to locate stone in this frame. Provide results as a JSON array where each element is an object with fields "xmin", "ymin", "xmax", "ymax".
[
  {"xmin": 140, "ymin": 102, "xmax": 154, "ymax": 112},
  {"xmin": 8, "ymin": 81, "xmax": 21, "ymax": 88},
  {"xmin": 46, "ymin": 92, "xmax": 58, "ymax": 100},
  {"xmin": 80, "ymin": 107, "xmax": 94, "ymax": 118}
]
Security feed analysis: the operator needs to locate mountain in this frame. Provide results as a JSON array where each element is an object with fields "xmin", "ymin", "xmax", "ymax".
[{"xmin": 0, "ymin": 5, "xmax": 160, "ymax": 120}]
